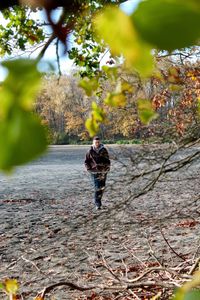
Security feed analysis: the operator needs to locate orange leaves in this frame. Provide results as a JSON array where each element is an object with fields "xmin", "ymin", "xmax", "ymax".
[
  {"xmin": 65, "ymin": 111, "xmax": 85, "ymax": 135},
  {"xmin": 187, "ymin": 68, "xmax": 200, "ymax": 83},
  {"xmin": 176, "ymin": 122, "xmax": 185, "ymax": 136},
  {"xmin": 175, "ymin": 220, "xmax": 199, "ymax": 228},
  {"xmin": 151, "ymin": 63, "xmax": 200, "ymax": 138},
  {"xmin": 34, "ymin": 296, "xmax": 44, "ymax": 300},
  {"xmin": 152, "ymin": 95, "xmax": 166, "ymax": 110}
]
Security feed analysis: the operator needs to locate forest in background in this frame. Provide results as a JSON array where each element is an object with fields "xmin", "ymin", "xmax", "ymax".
[{"xmin": 35, "ymin": 48, "xmax": 200, "ymax": 145}]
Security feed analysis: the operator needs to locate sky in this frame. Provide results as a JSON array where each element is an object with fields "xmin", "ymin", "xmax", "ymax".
[{"xmin": 0, "ymin": 0, "xmax": 140, "ymax": 81}]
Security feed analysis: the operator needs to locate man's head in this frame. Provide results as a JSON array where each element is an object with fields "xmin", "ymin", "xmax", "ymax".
[{"xmin": 93, "ymin": 136, "xmax": 100, "ymax": 148}]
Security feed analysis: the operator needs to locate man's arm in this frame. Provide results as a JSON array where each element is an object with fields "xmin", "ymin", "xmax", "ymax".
[
  {"xmin": 84, "ymin": 151, "xmax": 91, "ymax": 170},
  {"xmin": 100, "ymin": 148, "xmax": 110, "ymax": 172},
  {"xmin": 103, "ymin": 148, "xmax": 110, "ymax": 165}
]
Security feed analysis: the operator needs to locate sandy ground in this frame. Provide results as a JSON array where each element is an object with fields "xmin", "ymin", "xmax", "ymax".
[{"xmin": 0, "ymin": 145, "xmax": 200, "ymax": 299}]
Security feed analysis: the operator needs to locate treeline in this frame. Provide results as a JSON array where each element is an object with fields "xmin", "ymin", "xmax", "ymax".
[{"xmin": 35, "ymin": 57, "xmax": 200, "ymax": 144}]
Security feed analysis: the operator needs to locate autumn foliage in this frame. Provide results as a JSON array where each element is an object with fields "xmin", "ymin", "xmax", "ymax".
[{"xmin": 35, "ymin": 57, "xmax": 200, "ymax": 144}]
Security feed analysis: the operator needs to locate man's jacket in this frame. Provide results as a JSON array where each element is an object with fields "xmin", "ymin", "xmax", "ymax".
[{"xmin": 85, "ymin": 144, "xmax": 110, "ymax": 173}]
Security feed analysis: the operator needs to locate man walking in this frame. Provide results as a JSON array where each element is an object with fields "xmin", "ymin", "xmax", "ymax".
[{"xmin": 85, "ymin": 136, "xmax": 110, "ymax": 210}]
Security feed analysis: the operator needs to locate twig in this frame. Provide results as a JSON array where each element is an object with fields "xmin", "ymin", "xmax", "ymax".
[
  {"xmin": 146, "ymin": 236, "xmax": 163, "ymax": 267},
  {"xmin": 192, "ymin": 240, "xmax": 200, "ymax": 260},
  {"xmin": 35, "ymin": 279, "xmax": 180, "ymax": 299},
  {"xmin": 100, "ymin": 252, "xmax": 122, "ymax": 282},
  {"xmin": 122, "ymin": 244, "xmax": 146, "ymax": 267},
  {"xmin": 36, "ymin": 281, "xmax": 94, "ymax": 299},
  {"xmin": 121, "ymin": 258, "xmax": 129, "ymax": 280},
  {"xmin": 188, "ymin": 257, "xmax": 200, "ymax": 275},
  {"xmin": 127, "ymin": 289, "xmax": 141, "ymax": 300},
  {"xmin": 5, "ymin": 257, "xmax": 21, "ymax": 270},
  {"xmin": 21, "ymin": 256, "xmax": 45, "ymax": 275},
  {"xmin": 37, "ymin": 34, "xmax": 56, "ymax": 60},
  {"xmin": 127, "ymin": 267, "xmax": 172, "ymax": 283},
  {"xmin": 56, "ymin": 38, "xmax": 62, "ymax": 78},
  {"xmin": 126, "ymin": 280, "xmax": 180, "ymax": 289},
  {"xmin": 160, "ymin": 229, "xmax": 186, "ymax": 261},
  {"xmin": 105, "ymin": 281, "xmax": 180, "ymax": 290}
]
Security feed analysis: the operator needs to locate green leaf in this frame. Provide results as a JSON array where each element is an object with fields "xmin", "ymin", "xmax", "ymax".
[
  {"xmin": 0, "ymin": 282, "xmax": 4, "ymax": 289},
  {"xmin": 174, "ymin": 290, "xmax": 200, "ymax": 300},
  {"xmin": 85, "ymin": 102, "xmax": 106, "ymax": 136},
  {"xmin": 5, "ymin": 279, "xmax": 19, "ymax": 294},
  {"xmin": 132, "ymin": 0, "xmax": 200, "ymax": 51},
  {"xmin": 79, "ymin": 77, "xmax": 99, "ymax": 96},
  {"xmin": 184, "ymin": 290, "xmax": 200, "ymax": 300},
  {"xmin": 102, "ymin": 66, "xmax": 118, "ymax": 80},
  {"xmin": 91, "ymin": 102, "xmax": 105, "ymax": 122},
  {"xmin": 121, "ymin": 81, "xmax": 133, "ymax": 93},
  {"xmin": 85, "ymin": 117, "xmax": 99, "ymax": 137},
  {"xmin": 2, "ymin": 59, "xmax": 41, "ymax": 110},
  {"xmin": 104, "ymin": 80, "xmax": 132, "ymax": 107},
  {"xmin": 137, "ymin": 99, "xmax": 158, "ymax": 125},
  {"xmin": 169, "ymin": 84, "xmax": 183, "ymax": 92},
  {"xmin": 174, "ymin": 271, "xmax": 200, "ymax": 300},
  {"xmin": 94, "ymin": 6, "xmax": 153, "ymax": 76},
  {"xmin": 0, "ymin": 110, "xmax": 47, "ymax": 171},
  {"xmin": 104, "ymin": 92, "xmax": 126, "ymax": 107},
  {"xmin": 0, "ymin": 59, "xmax": 47, "ymax": 171}
]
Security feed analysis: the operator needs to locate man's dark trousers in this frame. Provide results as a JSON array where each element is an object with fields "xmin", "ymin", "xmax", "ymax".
[{"xmin": 91, "ymin": 173, "xmax": 107, "ymax": 208}]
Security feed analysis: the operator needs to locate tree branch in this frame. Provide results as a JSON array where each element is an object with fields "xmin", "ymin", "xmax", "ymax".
[
  {"xmin": 0, "ymin": 0, "xmax": 18, "ymax": 10},
  {"xmin": 37, "ymin": 281, "xmax": 95, "ymax": 299},
  {"xmin": 37, "ymin": 33, "xmax": 56, "ymax": 60},
  {"xmin": 160, "ymin": 228, "xmax": 186, "ymax": 261}
]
